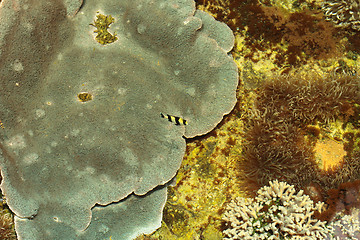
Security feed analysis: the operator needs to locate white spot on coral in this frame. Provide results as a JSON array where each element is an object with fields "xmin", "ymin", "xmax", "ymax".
[
  {"xmin": 45, "ymin": 146, "xmax": 51, "ymax": 153},
  {"xmin": 85, "ymin": 167, "xmax": 95, "ymax": 174},
  {"xmin": 35, "ymin": 109, "xmax": 45, "ymax": 119},
  {"xmin": 183, "ymin": 18, "xmax": 191, "ymax": 25},
  {"xmin": 13, "ymin": 59, "xmax": 24, "ymax": 72},
  {"xmin": 137, "ymin": 23, "xmax": 146, "ymax": 34},
  {"xmin": 27, "ymin": 130, "xmax": 34, "ymax": 137},
  {"xmin": 109, "ymin": 126, "xmax": 117, "ymax": 131},
  {"xmin": 57, "ymin": 53, "xmax": 63, "ymax": 61},
  {"xmin": 118, "ymin": 88, "xmax": 127, "ymax": 95},
  {"xmin": 159, "ymin": 2, "xmax": 165, "ymax": 8},
  {"xmin": 185, "ymin": 87, "xmax": 196, "ymax": 96},
  {"xmin": 24, "ymin": 22, "xmax": 34, "ymax": 31},
  {"xmin": 155, "ymin": 94, "xmax": 162, "ymax": 100},
  {"xmin": 99, "ymin": 174, "xmax": 110, "ymax": 183},
  {"xmin": 94, "ymin": 84, "xmax": 105, "ymax": 91},
  {"xmin": 146, "ymin": 103, "xmax": 152, "ymax": 109},
  {"xmin": 53, "ymin": 216, "xmax": 61, "ymax": 222},
  {"xmin": 70, "ymin": 129, "xmax": 80, "ymax": 137},
  {"xmin": 23, "ymin": 153, "xmax": 39, "ymax": 164},
  {"xmin": 50, "ymin": 141, "xmax": 58, "ymax": 147},
  {"xmin": 6, "ymin": 135, "xmax": 26, "ymax": 149},
  {"xmin": 174, "ymin": 70, "xmax": 180, "ymax": 76},
  {"xmin": 99, "ymin": 224, "xmax": 109, "ymax": 233},
  {"xmin": 209, "ymin": 58, "xmax": 221, "ymax": 67},
  {"xmin": 177, "ymin": 27, "xmax": 185, "ymax": 36},
  {"xmin": 122, "ymin": 148, "xmax": 138, "ymax": 167}
]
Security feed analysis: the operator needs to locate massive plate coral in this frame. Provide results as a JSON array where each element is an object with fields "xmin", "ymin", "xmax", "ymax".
[{"xmin": 0, "ymin": 0, "xmax": 238, "ymax": 238}]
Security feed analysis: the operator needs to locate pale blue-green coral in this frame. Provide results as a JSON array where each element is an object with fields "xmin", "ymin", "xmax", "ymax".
[{"xmin": 0, "ymin": 0, "xmax": 238, "ymax": 239}]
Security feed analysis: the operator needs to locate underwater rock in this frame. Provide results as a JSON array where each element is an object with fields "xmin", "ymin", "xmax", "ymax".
[{"xmin": 0, "ymin": 0, "xmax": 238, "ymax": 239}]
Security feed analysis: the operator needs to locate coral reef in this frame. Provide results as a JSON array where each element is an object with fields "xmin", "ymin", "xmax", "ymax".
[
  {"xmin": 223, "ymin": 180, "xmax": 332, "ymax": 239},
  {"xmin": 322, "ymin": 0, "xmax": 360, "ymax": 31}
]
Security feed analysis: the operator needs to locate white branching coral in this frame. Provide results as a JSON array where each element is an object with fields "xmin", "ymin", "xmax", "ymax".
[
  {"xmin": 223, "ymin": 180, "xmax": 332, "ymax": 239},
  {"xmin": 322, "ymin": 0, "xmax": 360, "ymax": 31},
  {"xmin": 327, "ymin": 208, "xmax": 360, "ymax": 240}
]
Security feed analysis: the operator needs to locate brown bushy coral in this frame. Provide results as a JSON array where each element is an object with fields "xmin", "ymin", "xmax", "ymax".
[
  {"xmin": 240, "ymin": 73, "xmax": 360, "ymax": 209},
  {"xmin": 0, "ymin": 209, "xmax": 16, "ymax": 240},
  {"xmin": 256, "ymin": 74, "xmax": 360, "ymax": 124},
  {"xmin": 241, "ymin": 109, "xmax": 315, "ymax": 191}
]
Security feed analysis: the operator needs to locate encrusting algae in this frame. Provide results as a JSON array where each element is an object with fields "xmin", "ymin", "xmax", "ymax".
[{"xmin": 90, "ymin": 13, "xmax": 118, "ymax": 45}]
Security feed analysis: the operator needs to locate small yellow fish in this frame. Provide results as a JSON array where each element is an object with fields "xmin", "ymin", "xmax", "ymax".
[{"xmin": 160, "ymin": 113, "xmax": 187, "ymax": 125}]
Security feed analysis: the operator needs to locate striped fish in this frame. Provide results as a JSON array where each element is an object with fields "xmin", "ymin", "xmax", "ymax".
[{"xmin": 160, "ymin": 113, "xmax": 187, "ymax": 125}]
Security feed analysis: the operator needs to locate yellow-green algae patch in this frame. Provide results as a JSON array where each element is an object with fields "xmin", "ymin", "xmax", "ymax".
[{"xmin": 90, "ymin": 13, "xmax": 118, "ymax": 45}]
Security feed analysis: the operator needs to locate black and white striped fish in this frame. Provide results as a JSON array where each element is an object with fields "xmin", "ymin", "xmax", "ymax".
[{"xmin": 160, "ymin": 113, "xmax": 187, "ymax": 125}]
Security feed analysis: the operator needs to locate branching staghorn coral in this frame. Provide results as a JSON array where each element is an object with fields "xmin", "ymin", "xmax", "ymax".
[{"xmin": 223, "ymin": 180, "xmax": 332, "ymax": 239}]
